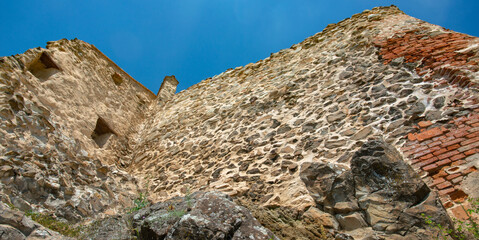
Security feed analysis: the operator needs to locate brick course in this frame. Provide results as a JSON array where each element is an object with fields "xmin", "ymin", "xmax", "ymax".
[
  {"xmin": 404, "ymin": 112, "xmax": 479, "ymax": 209},
  {"xmin": 374, "ymin": 29, "xmax": 478, "ymax": 89}
]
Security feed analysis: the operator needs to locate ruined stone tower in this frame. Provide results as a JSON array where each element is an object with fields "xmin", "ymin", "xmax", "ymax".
[{"xmin": 1, "ymin": 5, "xmax": 478, "ymax": 239}]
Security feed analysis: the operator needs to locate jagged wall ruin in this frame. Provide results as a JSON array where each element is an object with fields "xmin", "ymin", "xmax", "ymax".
[
  {"xmin": 0, "ymin": 5, "xmax": 478, "ymax": 239},
  {"xmin": 0, "ymin": 39, "xmax": 156, "ymax": 221}
]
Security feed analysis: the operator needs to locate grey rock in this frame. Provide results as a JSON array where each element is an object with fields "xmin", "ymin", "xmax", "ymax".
[
  {"xmin": 132, "ymin": 191, "xmax": 278, "ymax": 240},
  {"xmin": 351, "ymin": 126, "xmax": 373, "ymax": 140},
  {"xmin": 433, "ymin": 96, "xmax": 445, "ymax": 109},
  {"xmin": 0, "ymin": 224, "xmax": 26, "ymax": 240},
  {"xmin": 389, "ymin": 126, "xmax": 415, "ymax": 138},
  {"xmin": 79, "ymin": 216, "xmax": 131, "ymax": 240},
  {"xmin": 425, "ymin": 110, "xmax": 442, "ymax": 121},
  {"xmin": 351, "ymin": 140, "xmax": 429, "ymax": 202},
  {"xmin": 302, "ymin": 122, "xmax": 318, "ymax": 133},
  {"xmin": 388, "ymin": 106, "xmax": 403, "ymax": 121},
  {"xmin": 386, "ymin": 119, "xmax": 406, "ymax": 132},
  {"xmin": 327, "ymin": 112, "xmax": 346, "ymax": 123},
  {"xmin": 0, "ymin": 203, "xmax": 71, "ymax": 239},
  {"xmin": 325, "ymin": 139, "xmax": 347, "ymax": 149},
  {"xmin": 406, "ymin": 95, "xmax": 418, "ymax": 104},
  {"xmin": 334, "ymin": 232, "xmax": 354, "ymax": 240},
  {"xmin": 336, "ymin": 212, "xmax": 368, "ymax": 231},
  {"xmin": 339, "ymin": 70, "xmax": 354, "ymax": 80},
  {"xmin": 390, "ymin": 57, "xmax": 404, "ymax": 67},
  {"xmin": 300, "ymin": 162, "xmax": 345, "ymax": 205},
  {"xmin": 462, "ymin": 171, "xmax": 479, "ymax": 198},
  {"xmin": 351, "ymin": 140, "xmax": 451, "ymax": 233},
  {"xmin": 300, "ymin": 140, "xmax": 452, "ymax": 236},
  {"xmin": 405, "ymin": 102, "xmax": 425, "ymax": 116},
  {"xmin": 400, "ymin": 89, "xmax": 414, "ymax": 98},
  {"xmin": 276, "ymin": 125, "xmax": 291, "ymax": 134}
]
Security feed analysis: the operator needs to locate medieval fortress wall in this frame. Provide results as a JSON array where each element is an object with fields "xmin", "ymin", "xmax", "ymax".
[
  {"xmin": 0, "ymin": 5, "xmax": 478, "ymax": 235},
  {"xmin": 0, "ymin": 39, "xmax": 156, "ymax": 220},
  {"xmin": 132, "ymin": 6, "xmax": 479, "ymax": 220}
]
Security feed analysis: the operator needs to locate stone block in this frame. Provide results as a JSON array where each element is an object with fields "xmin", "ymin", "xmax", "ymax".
[{"xmin": 335, "ymin": 212, "xmax": 368, "ymax": 231}]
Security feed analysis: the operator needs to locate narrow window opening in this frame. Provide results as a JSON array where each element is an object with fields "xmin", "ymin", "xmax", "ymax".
[
  {"xmin": 112, "ymin": 72, "xmax": 123, "ymax": 86},
  {"xmin": 28, "ymin": 52, "xmax": 61, "ymax": 80},
  {"xmin": 91, "ymin": 117, "xmax": 116, "ymax": 148}
]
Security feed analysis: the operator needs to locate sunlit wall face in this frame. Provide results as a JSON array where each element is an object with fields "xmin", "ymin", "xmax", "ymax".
[{"xmin": 0, "ymin": 0, "xmax": 477, "ymax": 93}]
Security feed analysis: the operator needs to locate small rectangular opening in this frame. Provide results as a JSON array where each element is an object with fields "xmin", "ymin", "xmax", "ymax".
[
  {"xmin": 91, "ymin": 117, "xmax": 116, "ymax": 148},
  {"xmin": 28, "ymin": 52, "xmax": 60, "ymax": 80}
]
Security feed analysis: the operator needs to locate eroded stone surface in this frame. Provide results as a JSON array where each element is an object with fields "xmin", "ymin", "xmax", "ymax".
[
  {"xmin": 298, "ymin": 140, "xmax": 451, "ymax": 238},
  {"xmin": 85, "ymin": 191, "xmax": 278, "ymax": 240},
  {"xmin": 131, "ymin": 7, "xmax": 479, "ymax": 220},
  {"xmin": 0, "ymin": 203, "xmax": 71, "ymax": 240},
  {"xmin": 0, "ymin": 4, "xmax": 478, "ymax": 240},
  {"xmin": 0, "ymin": 39, "xmax": 155, "ymax": 221}
]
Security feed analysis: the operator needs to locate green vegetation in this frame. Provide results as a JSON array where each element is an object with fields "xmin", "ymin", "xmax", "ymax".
[
  {"xmin": 149, "ymin": 208, "xmax": 186, "ymax": 227},
  {"xmin": 149, "ymin": 190, "xmax": 192, "ymax": 225},
  {"xmin": 128, "ymin": 192, "xmax": 150, "ymax": 213},
  {"xmin": 26, "ymin": 211, "xmax": 83, "ymax": 238},
  {"xmin": 185, "ymin": 188, "xmax": 193, "ymax": 208},
  {"xmin": 6, "ymin": 202, "xmax": 16, "ymax": 209},
  {"xmin": 128, "ymin": 179, "xmax": 151, "ymax": 213},
  {"xmin": 318, "ymin": 225, "xmax": 332, "ymax": 240},
  {"xmin": 165, "ymin": 209, "xmax": 187, "ymax": 219},
  {"xmin": 422, "ymin": 197, "xmax": 479, "ymax": 240}
]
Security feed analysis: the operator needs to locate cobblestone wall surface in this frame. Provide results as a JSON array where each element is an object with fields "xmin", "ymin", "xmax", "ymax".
[
  {"xmin": 131, "ymin": 6, "xmax": 479, "ymax": 224},
  {"xmin": 1, "ymin": 5, "xmax": 479, "ymax": 238}
]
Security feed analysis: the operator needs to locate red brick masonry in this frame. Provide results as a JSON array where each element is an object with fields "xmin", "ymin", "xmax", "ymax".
[
  {"xmin": 374, "ymin": 28, "xmax": 478, "ymax": 88},
  {"xmin": 402, "ymin": 110, "xmax": 479, "ymax": 208}
]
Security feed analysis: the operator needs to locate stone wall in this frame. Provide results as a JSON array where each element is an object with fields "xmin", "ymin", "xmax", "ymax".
[
  {"xmin": 371, "ymin": 9, "xmax": 479, "ymax": 220},
  {"xmin": 0, "ymin": 39, "xmax": 155, "ymax": 221},
  {"xmin": 1, "ymin": 4, "xmax": 479, "ymax": 238},
  {"xmin": 130, "ymin": 6, "xmax": 478, "ymax": 230}
]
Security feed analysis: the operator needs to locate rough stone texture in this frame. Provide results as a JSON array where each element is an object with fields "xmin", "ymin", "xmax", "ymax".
[
  {"xmin": 86, "ymin": 191, "xmax": 276, "ymax": 240},
  {"xmin": 0, "ymin": 39, "xmax": 156, "ymax": 221},
  {"xmin": 236, "ymin": 198, "xmax": 332, "ymax": 239},
  {"xmin": 299, "ymin": 140, "xmax": 451, "ymax": 238},
  {"xmin": 1, "ymin": 4, "xmax": 479, "ymax": 240},
  {"xmin": 131, "ymin": 6, "xmax": 479, "ymax": 223},
  {"xmin": 0, "ymin": 203, "xmax": 71, "ymax": 239},
  {"xmin": 78, "ymin": 215, "xmax": 132, "ymax": 240},
  {"xmin": 82, "ymin": 192, "xmax": 278, "ymax": 240}
]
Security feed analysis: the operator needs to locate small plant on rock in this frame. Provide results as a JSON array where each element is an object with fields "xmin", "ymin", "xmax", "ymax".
[
  {"xmin": 26, "ymin": 211, "xmax": 83, "ymax": 237},
  {"xmin": 128, "ymin": 192, "xmax": 150, "ymax": 213},
  {"xmin": 128, "ymin": 179, "xmax": 151, "ymax": 213},
  {"xmin": 185, "ymin": 187, "xmax": 193, "ymax": 209},
  {"xmin": 422, "ymin": 197, "xmax": 479, "ymax": 240}
]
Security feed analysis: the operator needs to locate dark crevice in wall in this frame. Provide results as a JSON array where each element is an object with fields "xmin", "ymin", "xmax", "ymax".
[
  {"xmin": 28, "ymin": 52, "xmax": 61, "ymax": 81},
  {"xmin": 91, "ymin": 117, "xmax": 116, "ymax": 148},
  {"xmin": 112, "ymin": 72, "xmax": 123, "ymax": 86}
]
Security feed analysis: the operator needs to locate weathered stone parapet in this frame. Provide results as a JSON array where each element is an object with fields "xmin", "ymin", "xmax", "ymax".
[{"xmin": 156, "ymin": 75, "xmax": 179, "ymax": 104}]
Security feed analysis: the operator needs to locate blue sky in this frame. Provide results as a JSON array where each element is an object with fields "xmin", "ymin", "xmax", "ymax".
[{"xmin": 1, "ymin": 1, "xmax": 477, "ymax": 93}]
